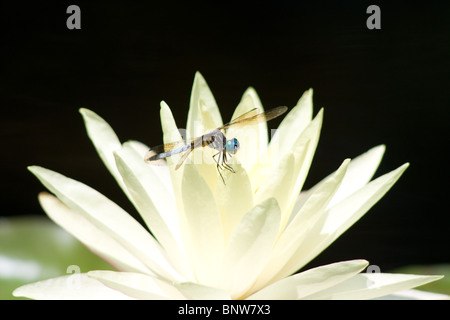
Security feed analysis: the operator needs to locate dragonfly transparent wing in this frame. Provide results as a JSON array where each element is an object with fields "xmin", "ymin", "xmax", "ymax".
[
  {"xmin": 218, "ymin": 106, "xmax": 288, "ymax": 131},
  {"xmin": 175, "ymin": 147, "xmax": 193, "ymax": 170}
]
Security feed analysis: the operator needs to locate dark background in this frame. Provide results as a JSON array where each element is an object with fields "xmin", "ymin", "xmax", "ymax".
[{"xmin": 1, "ymin": 1, "xmax": 449, "ymax": 272}]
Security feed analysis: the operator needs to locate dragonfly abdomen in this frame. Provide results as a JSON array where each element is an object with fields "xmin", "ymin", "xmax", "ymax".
[{"xmin": 150, "ymin": 143, "xmax": 191, "ymax": 160}]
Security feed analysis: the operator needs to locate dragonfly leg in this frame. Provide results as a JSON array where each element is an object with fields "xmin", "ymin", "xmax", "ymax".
[
  {"xmin": 213, "ymin": 151, "xmax": 222, "ymax": 168},
  {"xmin": 213, "ymin": 151, "xmax": 226, "ymax": 184},
  {"xmin": 222, "ymin": 152, "xmax": 235, "ymax": 173},
  {"xmin": 218, "ymin": 168, "xmax": 225, "ymax": 185}
]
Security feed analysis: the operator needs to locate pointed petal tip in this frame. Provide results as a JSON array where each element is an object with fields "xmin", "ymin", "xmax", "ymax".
[
  {"xmin": 394, "ymin": 162, "xmax": 410, "ymax": 177},
  {"xmin": 112, "ymin": 149, "xmax": 120, "ymax": 161},
  {"xmin": 429, "ymin": 274, "xmax": 444, "ymax": 281},
  {"xmin": 313, "ymin": 108, "xmax": 324, "ymax": 122},
  {"xmin": 243, "ymin": 86, "xmax": 257, "ymax": 95},
  {"xmin": 356, "ymin": 258, "xmax": 370, "ymax": 266},
  {"xmin": 37, "ymin": 190, "xmax": 52, "ymax": 199},
  {"xmin": 350, "ymin": 144, "xmax": 387, "ymax": 170},
  {"xmin": 342, "ymin": 158, "xmax": 351, "ymax": 166},
  {"xmin": 295, "ymin": 89, "xmax": 314, "ymax": 107},
  {"xmin": 37, "ymin": 191, "xmax": 60, "ymax": 209},
  {"xmin": 27, "ymin": 165, "xmax": 43, "ymax": 175},
  {"xmin": 194, "ymin": 71, "xmax": 205, "ymax": 82},
  {"xmin": 160, "ymin": 101, "xmax": 175, "ymax": 117},
  {"xmin": 337, "ymin": 259, "xmax": 370, "ymax": 271},
  {"xmin": 298, "ymin": 88, "xmax": 313, "ymax": 101},
  {"xmin": 78, "ymin": 108, "xmax": 98, "ymax": 120},
  {"xmin": 12, "ymin": 286, "xmax": 24, "ymax": 298},
  {"xmin": 368, "ymin": 144, "xmax": 386, "ymax": 159},
  {"xmin": 373, "ymin": 143, "xmax": 386, "ymax": 152},
  {"xmin": 78, "ymin": 107, "xmax": 88, "ymax": 115},
  {"xmin": 27, "ymin": 165, "xmax": 57, "ymax": 178}
]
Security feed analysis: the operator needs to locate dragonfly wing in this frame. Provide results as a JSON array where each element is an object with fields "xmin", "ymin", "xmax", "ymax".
[
  {"xmin": 173, "ymin": 134, "xmax": 208, "ymax": 169},
  {"xmin": 144, "ymin": 141, "xmax": 186, "ymax": 162},
  {"xmin": 217, "ymin": 108, "xmax": 258, "ymax": 131},
  {"xmin": 218, "ymin": 106, "xmax": 288, "ymax": 130},
  {"xmin": 175, "ymin": 147, "xmax": 193, "ymax": 170},
  {"xmin": 258, "ymin": 106, "xmax": 288, "ymax": 122}
]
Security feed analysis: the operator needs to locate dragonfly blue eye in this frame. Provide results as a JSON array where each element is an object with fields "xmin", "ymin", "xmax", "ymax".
[
  {"xmin": 225, "ymin": 138, "xmax": 240, "ymax": 154},
  {"xmin": 232, "ymin": 138, "xmax": 240, "ymax": 152}
]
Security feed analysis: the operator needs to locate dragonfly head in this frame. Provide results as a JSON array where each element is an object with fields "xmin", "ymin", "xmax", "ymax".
[{"xmin": 225, "ymin": 138, "xmax": 240, "ymax": 154}]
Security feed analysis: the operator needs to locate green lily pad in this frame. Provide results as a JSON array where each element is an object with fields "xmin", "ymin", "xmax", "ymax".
[{"xmin": 0, "ymin": 215, "xmax": 114, "ymax": 299}]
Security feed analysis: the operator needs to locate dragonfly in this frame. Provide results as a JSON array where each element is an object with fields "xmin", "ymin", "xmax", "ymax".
[{"xmin": 145, "ymin": 106, "xmax": 288, "ymax": 183}]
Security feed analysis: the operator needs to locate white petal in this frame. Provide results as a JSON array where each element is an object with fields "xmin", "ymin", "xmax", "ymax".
[
  {"xmin": 117, "ymin": 142, "xmax": 178, "ymax": 227},
  {"xmin": 181, "ymin": 164, "xmax": 224, "ymax": 286},
  {"xmin": 124, "ymin": 139, "xmax": 149, "ymax": 157},
  {"xmin": 38, "ymin": 192, "xmax": 151, "ymax": 274},
  {"xmin": 251, "ymin": 92, "xmax": 319, "ymax": 199},
  {"xmin": 113, "ymin": 143, "xmax": 193, "ymax": 281},
  {"xmin": 321, "ymin": 163, "xmax": 409, "ymax": 241},
  {"xmin": 13, "ymin": 273, "xmax": 133, "ymax": 300},
  {"xmin": 254, "ymin": 152, "xmax": 296, "ymax": 221},
  {"xmin": 376, "ymin": 289, "xmax": 450, "ymax": 300},
  {"xmin": 268, "ymin": 89, "xmax": 314, "ymax": 159},
  {"xmin": 286, "ymin": 109, "xmax": 323, "ymax": 207},
  {"xmin": 297, "ymin": 145, "xmax": 386, "ymax": 211},
  {"xmin": 214, "ymin": 163, "xmax": 254, "ymax": 243},
  {"xmin": 160, "ymin": 101, "xmax": 186, "ymax": 205},
  {"xmin": 174, "ymin": 282, "xmax": 231, "ymax": 300},
  {"xmin": 304, "ymin": 273, "xmax": 443, "ymax": 300},
  {"xmin": 227, "ymin": 88, "xmax": 268, "ymax": 171},
  {"xmin": 277, "ymin": 163, "xmax": 410, "ymax": 278},
  {"xmin": 28, "ymin": 166, "xmax": 182, "ymax": 281},
  {"xmin": 250, "ymin": 108, "xmax": 322, "ymax": 198},
  {"xmin": 221, "ymin": 198, "xmax": 281, "ymax": 299},
  {"xmin": 247, "ymin": 260, "xmax": 369, "ymax": 300},
  {"xmin": 185, "ymin": 73, "xmax": 227, "ymax": 187},
  {"xmin": 186, "ymin": 71, "xmax": 222, "ymax": 140},
  {"xmin": 88, "ymin": 271, "xmax": 185, "ymax": 299},
  {"xmin": 79, "ymin": 108, "xmax": 128, "ymax": 196},
  {"xmin": 126, "ymin": 139, "xmax": 174, "ymax": 193},
  {"xmin": 328, "ymin": 145, "xmax": 386, "ymax": 207},
  {"xmin": 253, "ymin": 159, "xmax": 350, "ymax": 291},
  {"xmin": 159, "ymin": 100, "xmax": 186, "ymax": 177},
  {"xmin": 160, "ymin": 100, "xmax": 184, "ymax": 145},
  {"xmin": 158, "ymin": 101, "xmax": 187, "ymax": 179},
  {"xmin": 274, "ymin": 109, "xmax": 323, "ymax": 231}
]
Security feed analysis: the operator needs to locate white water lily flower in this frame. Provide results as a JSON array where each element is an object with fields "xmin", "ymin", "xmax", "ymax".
[{"xmin": 14, "ymin": 72, "xmax": 443, "ymax": 300}]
